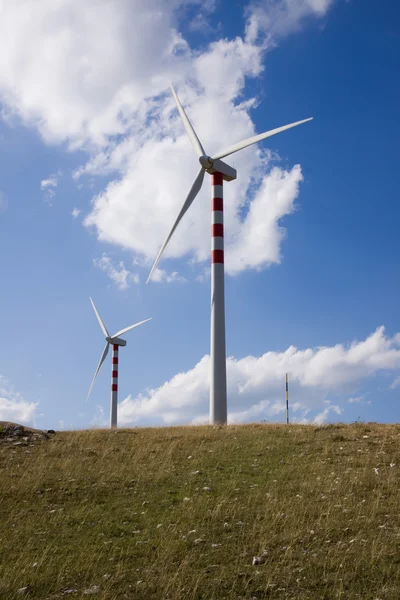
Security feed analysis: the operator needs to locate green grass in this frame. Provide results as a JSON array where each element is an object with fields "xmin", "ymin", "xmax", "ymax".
[{"xmin": 1, "ymin": 423, "xmax": 400, "ymax": 599}]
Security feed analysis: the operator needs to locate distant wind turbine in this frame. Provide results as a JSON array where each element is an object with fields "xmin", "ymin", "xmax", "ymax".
[
  {"xmin": 147, "ymin": 84, "xmax": 312, "ymax": 425},
  {"xmin": 87, "ymin": 297, "xmax": 151, "ymax": 429}
]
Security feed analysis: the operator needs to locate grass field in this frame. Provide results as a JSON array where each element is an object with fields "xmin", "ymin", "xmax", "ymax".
[{"xmin": 0, "ymin": 423, "xmax": 399, "ymax": 599}]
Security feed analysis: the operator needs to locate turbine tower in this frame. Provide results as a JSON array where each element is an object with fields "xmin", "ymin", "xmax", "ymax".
[
  {"xmin": 147, "ymin": 84, "xmax": 312, "ymax": 425},
  {"xmin": 87, "ymin": 297, "xmax": 151, "ymax": 429}
]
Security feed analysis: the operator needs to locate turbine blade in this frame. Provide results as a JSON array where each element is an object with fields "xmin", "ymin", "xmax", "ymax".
[
  {"xmin": 90, "ymin": 297, "xmax": 110, "ymax": 338},
  {"xmin": 170, "ymin": 83, "xmax": 206, "ymax": 158},
  {"xmin": 212, "ymin": 118, "xmax": 313, "ymax": 160},
  {"xmin": 86, "ymin": 342, "xmax": 109, "ymax": 402},
  {"xmin": 147, "ymin": 168, "xmax": 205, "ymax": 284},
  {"xmin": 112, "ymin": 318, "xmax": 152, "ymax": 339}
]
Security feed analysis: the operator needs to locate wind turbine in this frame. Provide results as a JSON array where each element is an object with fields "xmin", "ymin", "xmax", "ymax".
[
  {"xmin": 87, "ymin": 297, "xmax": 151, "ymax": 429},
  {"xmin": 147, "ymin": 84, "xmax": 313, "ymax": 425}
]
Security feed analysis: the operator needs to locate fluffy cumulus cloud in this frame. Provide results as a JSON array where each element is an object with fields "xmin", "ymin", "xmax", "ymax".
[
  {"xmin": 0, "ymin": 0, "xmax": 199, "ymax": 146},
  {"xmin": 93, "ymin": 253, "xmax": 139, "ymax": 290},
  {"xmin": 117, "ymin": 327, "xmax": 400, "ymax": 426},
  {"xmin": 0, "ymin": 0, "xmax": 327, "ymax": 279},
  {"xmin": 226, "ymin": 165, "xmax": 303, "ymax": 274},
  {"xmin": 0, "ymin": 376, "xmax": 38, "ymax": 426},
  {"xmin": 245, "ymin": 0, "xmax": 336, "ymax": 41}
]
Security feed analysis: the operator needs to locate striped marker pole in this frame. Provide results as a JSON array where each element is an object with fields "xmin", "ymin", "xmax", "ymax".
[
  {"xmin": 111, "ymin": 344, "xmax": 119, "ymax": 429},
  {"xmin": 210, "ymin": 172, "xmax": 227, "ymax": 425},
  {"xmin": 286, "ymin": 373, "xmax": 289, "ymax": 425}
]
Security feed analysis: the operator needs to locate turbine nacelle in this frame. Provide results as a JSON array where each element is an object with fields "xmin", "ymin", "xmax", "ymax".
[
  {"xmin": 199, "ymin": 155, "xmax": 237, "ymax": 182},
  {"xmin": 106, "ymin": 337, "xmax": 126, "ymax": 347}
]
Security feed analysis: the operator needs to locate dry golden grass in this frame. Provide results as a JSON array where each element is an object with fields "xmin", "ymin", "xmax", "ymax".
[{"xmin": 0, "ymin": 423, "xmax": 400, "ymax": 599}]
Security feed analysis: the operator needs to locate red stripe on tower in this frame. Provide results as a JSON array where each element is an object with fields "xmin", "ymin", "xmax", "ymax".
[
  {"xmin": 212, "ymin": 197, "xmax": 223, "ymax": 212},
  {"xmin": 211, "ymin": 171, "xmax": 224, "ymax": 265},
  {"xmin": 212, "ymin": 223, "xmax": 224, "ymax": 237},
  {"xmin": 212, "ymin": 250, "xmax": 224, "ymax": 264},
  {"xmin": 212, "ymin": 172, "xmax": 223, "ymax": 186},
  {"xmin": 112, "ymin": 384, "xmax": 118, "ymax": 392}
]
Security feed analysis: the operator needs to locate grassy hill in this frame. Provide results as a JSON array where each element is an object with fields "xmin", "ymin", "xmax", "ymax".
[{"xmin": 0, "ymin": 423, "xmax": 399, "ymax": 599}]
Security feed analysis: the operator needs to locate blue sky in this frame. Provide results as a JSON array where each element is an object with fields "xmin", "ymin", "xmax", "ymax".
[{"xmin": 0, "ymin": 0, "xmax": 399, "ymax": 429}]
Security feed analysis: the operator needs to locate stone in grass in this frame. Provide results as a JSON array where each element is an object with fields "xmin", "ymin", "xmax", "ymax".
[
  {"xmin": 202, "ymin": 487, "xmax": 212, "ymax": 492},
  {"xmin": 17, "ymin": 586, "xmax": 31, "ymax": 595},
  {"xmin": 83, "ymin": 585, "xmax": 100, "ymax": 595},
  {"xmin": 252, "ymin": 550, "xmax": 269, "ymax": 566}
]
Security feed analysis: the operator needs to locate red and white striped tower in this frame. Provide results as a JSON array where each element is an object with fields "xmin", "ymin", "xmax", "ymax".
[
  {"xmin": 111, "ymin": 344, "xmax": 119, "ymax": 429},
  {"xmin": 210, "ymin": 172, "xmax": 227, "ymax": 424},
  {"xmin": 146, "ymin": 84, "xmax": 312, "ymax": 427},
  {"xmin": 87, "ymin": 297, "xmax": 151, "ymax": 429}
]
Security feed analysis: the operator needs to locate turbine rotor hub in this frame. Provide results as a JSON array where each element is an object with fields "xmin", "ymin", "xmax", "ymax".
[{"xmin": 199, "ymin": 155, "xmax": 213, "ymax": 170}]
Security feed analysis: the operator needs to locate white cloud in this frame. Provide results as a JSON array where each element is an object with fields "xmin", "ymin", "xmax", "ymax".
[
  {"xmin": 0, "ymin": 0, "xmax": 197, "ymax": 147},
  {"xmin": 390, "ymin": 376, "xmax": 400, "ymax": 389},
  {"xmin": 93, "ymin": 253, "xmax": 139, "ymax": 290},
  {"xmin": 0, "ymin": 376, "xmax": 38, "ymax": 426},
  {"xmin": 225, "ymin": 165, "xmax": 302, "ymax": 274},
  {"xmin": 40, "ymin": 175, "xmax": 58, "ymax": 191},
  {"xmin": 40, "ymin": 172, "xmax": 61, "ymax": 202},
  {"xmin": 245, "ymin": 0, "xmax": 336, "ymax": 41},
  {"xmin": 71, "ymin": 207, "xmax": 81, "ymax": 218},
  {"xmin": 347, "ymin": 396, "xmax": 363, "ymax": 404},
  {"xmin": 0, "ymin": 2, "xmax": 325, "ymax": 277},
  {"xmin": 152, "ymin": 268, "xmax": 187, "ymax": 283},
  {"xmin": 0, "ymin": 397, "xmax": 38, "ymax": 425},
  {"xmin": 118, "ymin": 326, "xmax": 400, "ymax": 426},
  {"xmin": 309, "ymin": 404, "xmax": 342, "ymax": 425},
  {"xmin": 347, "ymin": 395, "xmax": 372, "ymax": 407}
]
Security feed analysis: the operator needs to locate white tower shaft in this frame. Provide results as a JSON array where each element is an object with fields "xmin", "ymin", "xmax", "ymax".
[
  {"xmin": 210, "ymin": 172, "xmax": 227, "ymax": 425},
  {"xmin": 111, "ymin": 344, "xmax": 119, "ymax": 429}
]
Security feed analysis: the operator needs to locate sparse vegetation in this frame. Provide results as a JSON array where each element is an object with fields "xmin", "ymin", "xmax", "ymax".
[{"xmin": 1, "ymin": 423, "xmax": 400, "ymax": 599}]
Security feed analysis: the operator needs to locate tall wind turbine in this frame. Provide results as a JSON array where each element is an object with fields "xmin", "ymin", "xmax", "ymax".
[
  {"xmin": 87, "ymin": 297, "xmax": 151, "ymax": 429},
  {"xmin": 147, "ymin": 84, "xmax": 313, "ymax": 425}
]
